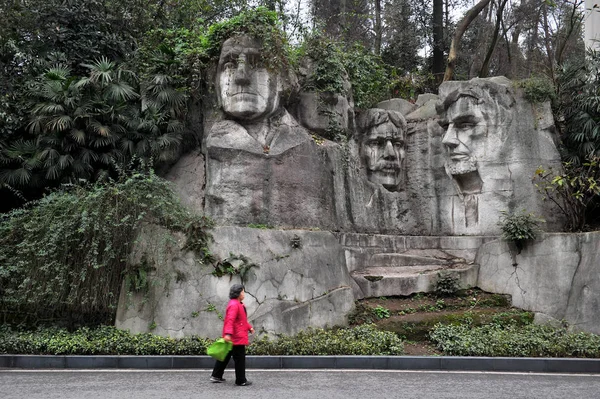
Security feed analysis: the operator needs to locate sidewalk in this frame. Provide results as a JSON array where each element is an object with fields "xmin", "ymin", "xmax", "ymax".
[{"xmin": 2, "ymin": 355, "xmax": 599, "ymax": 373}]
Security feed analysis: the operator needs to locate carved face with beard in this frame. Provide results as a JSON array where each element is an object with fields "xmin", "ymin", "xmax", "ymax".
[
  {"xmin": 359, "ymin": 109, "xmax": 407, "ymax": 191},
  {"xmin": 440, "ymin": 94, "xmax": 486, "ymax": 176}
]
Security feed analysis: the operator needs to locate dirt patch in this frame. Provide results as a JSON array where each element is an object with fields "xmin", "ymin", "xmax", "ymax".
[
  {"xmin": 349, "ymin": 288, "xmax": 534, "ymax": 354},
  {"xmin": 403, "ymin": 341, "xmax": 441, "ymax": 356}
]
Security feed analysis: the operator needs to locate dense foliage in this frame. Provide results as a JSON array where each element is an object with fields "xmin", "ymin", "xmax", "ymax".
[
  {"xmin": 0, "ymin": 324, "xmax": 403, "ymax": 356},
  {"xmin": 556, "ymin": 49, "xmax": 600, "ymax": 165},
  {"xmin": 430, "ymin": 321, "xmax": 600, "ymax": 358},
  {"xmin": 0, "ymin": 164, "xmax": 213, "ymax": 325},
  {"xmin": 0, "ymin": 325, "xmax": 211, "ymax": 355},
  {"xmin": 249, "ymin": 324, "xmax": 403, "ymax": 355},
  {"xmin": 534, "ymin": 158, "xmax": 600, "ymax": 232}
]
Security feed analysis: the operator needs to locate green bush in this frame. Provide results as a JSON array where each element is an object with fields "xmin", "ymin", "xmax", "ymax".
[
  {"xmin": 434, "ymin": 272, "xmax": 461, "ymax": 297},
  {"xmin": 497, "ymin": 210, "xmax": 544, "ymax": 244},
  {"xmin": 515, "ymin": 77, "xmax": 556, "ymax": 103},
  {"xmin": 0, "ymin": 163, "xmax": 213, "ymax": 324},
  {"xmin": 249, "ymin": 324, "xmax": 404, "ymax": 356},
  {"xmin": 0, "ymin": 324, "xmax": 403, "ymax": 356},
  {"xmin": 0, "ymin": 325, "xmax": 211, "ymax": 355},
  {"xmin": 429, "ymin": 321, "xmax": 600, "ymax": 357}
]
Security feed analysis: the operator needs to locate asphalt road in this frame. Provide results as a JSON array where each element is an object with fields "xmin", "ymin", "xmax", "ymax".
[{"xmin": 1, "ymin": 369, "xmax": 600, "ymax": 399}]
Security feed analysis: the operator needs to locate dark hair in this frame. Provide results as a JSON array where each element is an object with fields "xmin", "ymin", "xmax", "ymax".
[
  {"xmin": 357, "ymin": 108, "xmax": 406, "ymax": 137},
  {"xmin": 229, "ymin": 284, "xmax": 245, "ymax": 299}
]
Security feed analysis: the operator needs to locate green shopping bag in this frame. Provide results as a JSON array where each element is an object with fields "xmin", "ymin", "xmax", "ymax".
[{"xmin": 207, "ymin": 338, "xmax": 233, "ymax": 362}]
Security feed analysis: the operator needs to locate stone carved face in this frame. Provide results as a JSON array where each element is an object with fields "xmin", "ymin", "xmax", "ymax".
[
  {"xmin": 293, "ymin": 57, "xmax": 354, "ymax": 138},
  {"xmin": 359, "ymin": 109, "xmax": 407, "ymax": 191},
  {"xmin": 441, "ymin": 95, "xmax": 485, "ymax": 176},
  {"xmin": 217, "ymin": 36, "xmax": 280, "ymax": 121},
  {"xmin": 296, "ymin": 91, "xmax": 352, "ymax": 135},
  {"xmin": 438, "ymin": 80, "xmax": 515, "ymax": 178}
]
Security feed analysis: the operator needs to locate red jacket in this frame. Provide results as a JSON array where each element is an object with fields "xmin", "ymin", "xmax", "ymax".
[{"xmin": 222, "ymin": 299, "xmax": 253, "ymax": 345}]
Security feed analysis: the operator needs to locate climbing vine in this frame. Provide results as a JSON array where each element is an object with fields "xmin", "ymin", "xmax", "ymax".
[{"xmin": 0, "ymin": 160, "xmax": 213, "ymax": 325}]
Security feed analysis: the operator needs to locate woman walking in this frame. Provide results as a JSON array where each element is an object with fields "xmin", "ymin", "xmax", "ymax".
[{"xmin": 210, "ymin": 284, "xmax": 254, "ymax": 386}]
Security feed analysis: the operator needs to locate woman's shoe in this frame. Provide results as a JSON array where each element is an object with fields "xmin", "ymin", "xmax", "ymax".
[{"xmin": 236, "ymin": 381, "xmax": 252, "ymax": 386}]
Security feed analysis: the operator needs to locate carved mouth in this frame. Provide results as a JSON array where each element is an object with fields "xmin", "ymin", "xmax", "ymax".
[
  {"xmin": 373, "ymin": 164, "xmax": 399, "ymax": 173},
  {"xmin": 449, "ymin": 152, "xmax": 470, "ymax": 161}
]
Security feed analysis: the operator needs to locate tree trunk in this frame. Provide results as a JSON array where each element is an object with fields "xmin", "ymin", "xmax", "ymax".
[
  {"xmin": 479, "ymin": 0, "xmax": 509, "ymax": 78},
  {"xmin": 541, "ymin": 2, "xmax": 555, "ymax": 82},
  {"xmin": 432, "ymin": 0, "xmax": 445, "ymax": 82},
  {"xmin": 555, "ymin": 0, "xmax": 584, "ymax": 66},
  {"xmin": 374, "ymin": 0, "xmax": 382, "ymax": 55},
  {"xmin": 443, "ymin": 0, "xmax": 492, "ymax": 81}
]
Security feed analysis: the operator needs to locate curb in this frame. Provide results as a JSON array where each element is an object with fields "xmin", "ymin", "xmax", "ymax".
[{"xmin": 1, "ymin": 355, "xmax": 600, "ymax": 373}]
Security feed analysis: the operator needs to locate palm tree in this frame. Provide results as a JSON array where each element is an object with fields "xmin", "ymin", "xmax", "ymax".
[{"xmin": 11, "ymin": 57, "xmax": 184, "ymax": 187}]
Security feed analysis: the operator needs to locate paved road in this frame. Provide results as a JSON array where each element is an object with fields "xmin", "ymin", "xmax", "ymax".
[{"xmin": 2, "ymin": 369, "xmax": 600, "ymax": 399}]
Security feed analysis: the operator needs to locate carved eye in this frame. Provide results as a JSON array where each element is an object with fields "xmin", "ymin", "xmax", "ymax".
[
  {"xmin": 392, "ymin": 140, "xmax": 404, "ymax": 148},
  {"xmin": 223, "ymin": 60, "xmax": 236, "ymax": 70}
]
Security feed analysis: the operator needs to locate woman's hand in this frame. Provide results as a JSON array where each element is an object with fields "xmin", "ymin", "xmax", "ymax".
[
  {"xmin": 224, "ymin": 334, "xmax": 232, "ymax": 342},
  {"xmin": 249, "ymin": 328, "xmax": 255, "ymax": 334}
]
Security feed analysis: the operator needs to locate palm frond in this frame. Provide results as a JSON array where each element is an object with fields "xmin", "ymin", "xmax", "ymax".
[
  {"xmin": 0, "ymin": 167, "xmax": 32, "ymax": 186},
  {"xmin": 69, "ymin": 129, "xmax": 86, "ymax": 145}
]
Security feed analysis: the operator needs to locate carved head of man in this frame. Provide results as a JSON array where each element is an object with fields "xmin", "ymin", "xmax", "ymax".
[
  {"xmin": 216, "ymin": 35, "xmax": 281, "ymax": 122},
  {"xmin": 358, "ymin": 109, "xmax": 407, "ymax": 191},
  {"xmin": 437, "ymin": 78, "xmax": 515, "ymax": 176},
  {"xmin": 293, "ymin": 57, "xmax": 354, "ymax": 138}
]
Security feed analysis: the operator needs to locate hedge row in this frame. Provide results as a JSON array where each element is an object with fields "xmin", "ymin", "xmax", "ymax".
[
  {"xmin": 430, "ymin": 322, "xmax": 600, "ymax": 357},
  {"xmin": 0, "ymin": 324, "xmax": 404, "ymax": 356}
]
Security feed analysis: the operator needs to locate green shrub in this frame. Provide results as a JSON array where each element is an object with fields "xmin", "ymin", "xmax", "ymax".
[
  {"xmin": 0, "ymin": 325, "xmax": 212, "ymax": 355},
  {"xmin": 348, "ymin": 302, "xmax": 390, "ymax": 324},
  {"xmin": 533, "ymin": 159, "xmax": 600, "ymax": 231},
  {"xmin": 373, "ymin": 305, "xmax": 390, "ymax": 320},
  {"xmin": 249, "ymin": 324, "xmax": 404, "ymax": 355},
  {"xmin": 434, "ymin": 272, "xmax": 461, "ymax": 297},
  {"xmin": 0, "ymin": 324, "xmax": 403, "ymax": 356},
  {"xmin": 515, "ymin": 77, "xmax": 556, "ymax": 103},
  {"xmin": 497, "ymin": 210, "xmax": 544, "ymax": 246},
  {"xmin": 429, "ymin": 321, "xmax": 600, "ymax": 357}
]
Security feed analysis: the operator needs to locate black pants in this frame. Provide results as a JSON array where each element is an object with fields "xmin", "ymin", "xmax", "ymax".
[{"xmin": 211, "ymin": 345, "xmax": 247, "ymax": 385}]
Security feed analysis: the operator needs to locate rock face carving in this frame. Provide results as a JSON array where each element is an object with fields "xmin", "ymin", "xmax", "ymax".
[
  {"xmin": 291, "ymin": 57, "xmax": 354, "ymax": 139},
  {"xmin": 433, "ymin": 77, "xmax": 564, "ymax": 234},
  {"xmin": 204, "ymin": 35, "xmax": 337, "ymax": 229},
  {"xmin": 117, "ymin": 47, "xmax": 570, "ymax": 338},
  {"xmin": 217, "ymin": 36, "xmax": 281, "ymax": 126},
  {"xmin": 357, "ymin": 109, "xmax": 407, "ymax": 192}
]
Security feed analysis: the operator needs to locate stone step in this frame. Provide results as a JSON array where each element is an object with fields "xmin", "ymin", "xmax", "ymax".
[{"xmin": 351, "ymin": 264, "xmax": 479, "ymax": 299}]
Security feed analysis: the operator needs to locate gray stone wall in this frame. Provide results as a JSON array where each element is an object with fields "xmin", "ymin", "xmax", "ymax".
[
  {"xmin": 476, "ymin": 232, "xmax": 600, "ymax": 334},
  {"xmin": 116, "ymin": 227, "xmax": 356, "ymax": 338}
]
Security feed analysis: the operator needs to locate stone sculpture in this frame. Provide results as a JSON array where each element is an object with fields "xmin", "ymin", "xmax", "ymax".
[
  {"xmin": 203, "ymin": 34, "xmax": 337, "ymax": 229},
  {"xmin": 434, "ymin": 77, "xmax": 563, "ymax": 234},
  {"xmin": 291, "ymin": 57, "xmax": 354, "ymax": 139},
  {"xmin": 357, "ymin": 109, "xmax": 407, "ymax": 192}
]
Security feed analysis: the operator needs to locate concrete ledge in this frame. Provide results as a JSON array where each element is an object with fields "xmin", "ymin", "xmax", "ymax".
[{"xmin": 1, "ymin": 355, "xmax": 600, "ymax": 373}]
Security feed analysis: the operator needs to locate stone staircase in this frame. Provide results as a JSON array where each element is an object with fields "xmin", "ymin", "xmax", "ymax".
[{"xmin": 338, "ymin": 233, "xmax": 496, "ymax": 299}]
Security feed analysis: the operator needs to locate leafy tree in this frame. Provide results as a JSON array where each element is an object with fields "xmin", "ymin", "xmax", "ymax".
[
  {"xmin": 533, "ymin": 158, "xmax": 600, "ymax": 231},
  {"xmin": 1, "ymin": 59, "xmax": 183, "ymax": 187},
  {"xmin": 556, "ymin": 49, "xmax": 600, "ymax": 164},
  {"xmin": 381, "ymin": 0, "xmax": 425, "ymax": 74}
]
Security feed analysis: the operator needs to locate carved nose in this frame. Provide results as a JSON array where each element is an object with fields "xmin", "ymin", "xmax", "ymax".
[
  {"xmin": 234, "ymin": 55, "xmax": 250, "ymax": 85},
  {"xmin": 442, "ymin": 127, "xmax": 459, "ymax": 148},
  {"xmin": 383, "ymin": 140, "xmax": 397, "ymax": 159}
]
